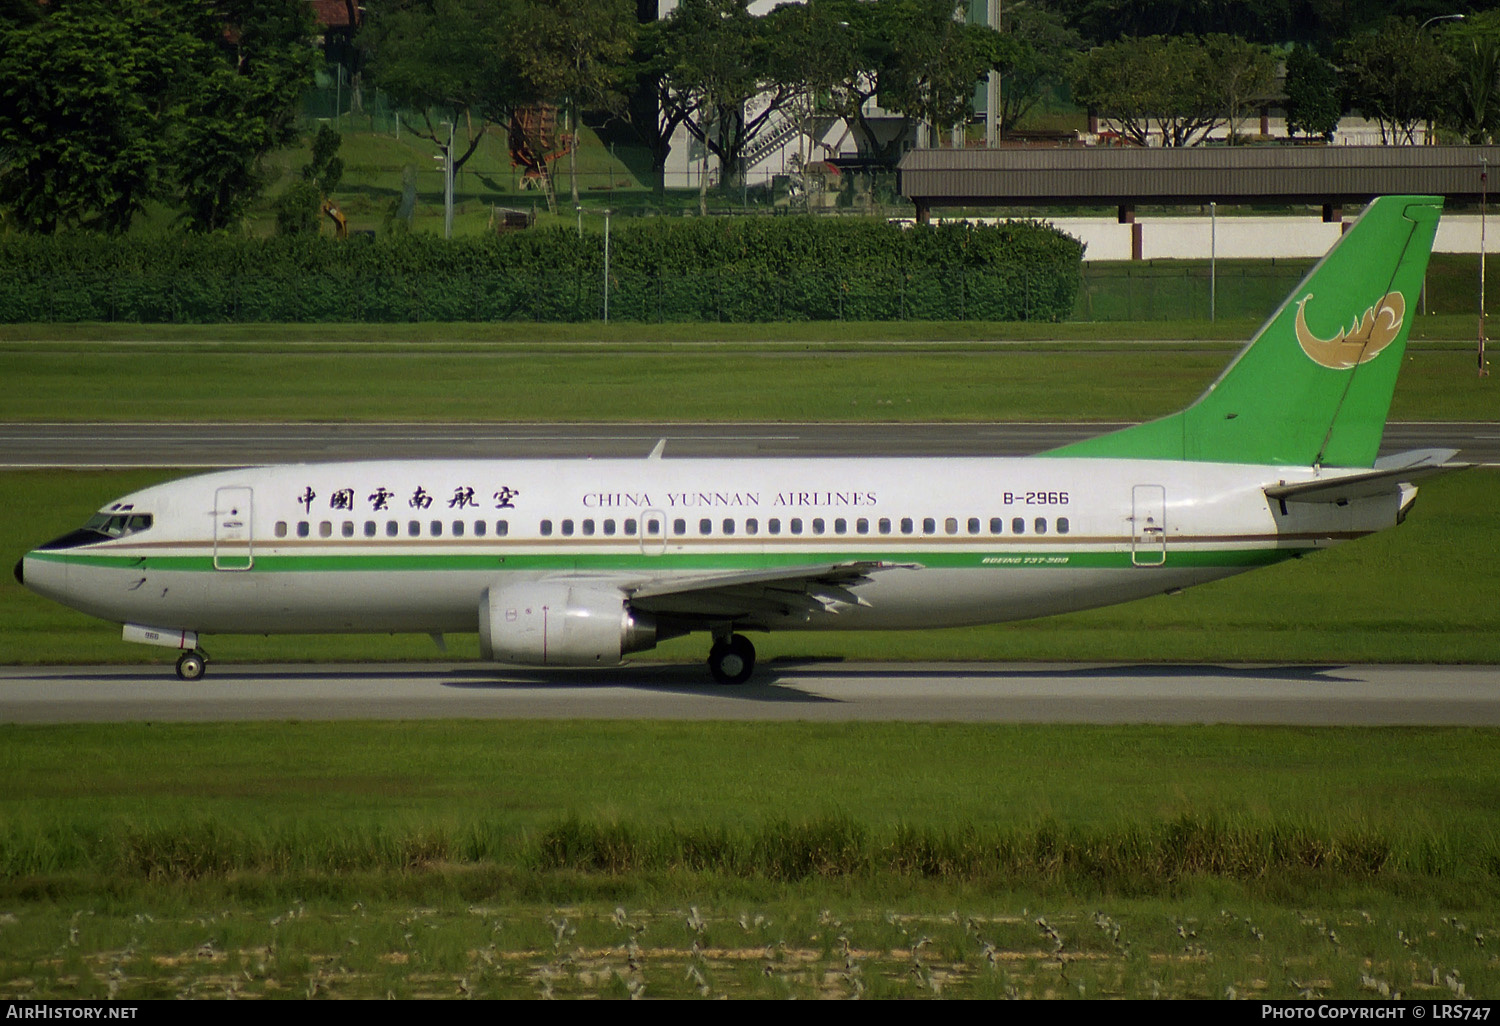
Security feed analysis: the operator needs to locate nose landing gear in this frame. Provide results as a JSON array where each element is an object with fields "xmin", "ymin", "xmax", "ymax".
[
  {"xmin": 708, "ymin": 633, "xmax": 756, "ymax": 685},
  {"xmin": 175, "ymin": 650, "xmax": 208, "ymax": 681}
]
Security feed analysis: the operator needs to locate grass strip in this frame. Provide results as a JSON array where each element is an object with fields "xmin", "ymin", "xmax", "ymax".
[
  {"xmin": 1, "ymin": 721, "xmax": 1496, "ymax": 891},
  {"xmin": 0, "ymin": 337, "xmax": 1490, "ymax": 422}
]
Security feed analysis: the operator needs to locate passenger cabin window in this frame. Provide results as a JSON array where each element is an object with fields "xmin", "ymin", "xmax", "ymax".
[
  {"xmin": 453, "ymin": 521, "xmax": 464, "ymax": 537},
  {"xmin": 745, "ymin": 518, "xmax": 759, "ymax": 535},
  {"xmin": 540, "ymin": 520, "xmax": 553, "ymax": 537},
  {"xmin": 297, "ymin": 521, "xmax": 310, "ymax": 538},
  {"xmin": 496, "ymin": 520, "xmax": 509, "ymax": 537},
  {"xmin": 386, "ymin": 521, "xmax": 399, "ymax": 537},
  {"xmin": 364, "ymin": 521, "xmax": 376, "ymax": 538},
  {"xmin": 699, "ymin": 518, "xmax": 712, "ymax": 535},
  {"xmin": 408, "ymin": 520, "xmax": 421, "ymax": 537},
  {"xmin": 342, "ymin": 521, "xmax": 354, "ymax": 538},
  {"xmin": 1057, "ymin": 517, "xmax": 1070, "ymax": 534},
  {"xmin": 319, "ymin": 521, "xmax": 332, "ymax": 538},
  {"xmin": 922, "ymin": 518, "xmax": 936, "ymax": 535},
  {"xmin": 990, "ymin": 517, "xmax": 1004, "ymax": 534},
  {"xmin": 275, "ymin": 522, "xmax": 288, "ymax": 538},
  {"xmin": 945, "ymin": 517, "xmax": 958, "ymax": 535},
  {"xmin": 968, "ymin": 518, "xmax": 981, "ymax": 535},
  {"xmin": 1035, "ymin": 518, "xmax": 1047, "ymax": 535},
  {"xmin": 474, "ymin": 521, "xmax": 487, "ymax": 537},
  {"xmin": 1012, "ymin": 517, "xmax": 1025, "ymax": 534}
]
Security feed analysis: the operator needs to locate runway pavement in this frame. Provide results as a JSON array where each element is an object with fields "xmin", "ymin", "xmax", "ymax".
[
  {"xmin": 2, "ymin": 661, "xmax": 1497, "ymax": 725},
  {"xmin": 2, "ymin": 421, "xmax": 1497, "ymax": 466}
]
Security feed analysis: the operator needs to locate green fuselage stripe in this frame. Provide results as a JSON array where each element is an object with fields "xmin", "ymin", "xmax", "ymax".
[{"xmin": 31, "ymin": 546, "xmax": 1302, "ymax": 573}]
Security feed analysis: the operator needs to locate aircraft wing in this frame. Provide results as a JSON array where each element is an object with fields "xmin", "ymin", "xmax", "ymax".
[
  {"xmin": 1265, "ymin": 449, "xmax": 1466, "ymax": 505},
  {"xmin": 625, "ymin": 561, "xmax": 921, "ymax": 621}
]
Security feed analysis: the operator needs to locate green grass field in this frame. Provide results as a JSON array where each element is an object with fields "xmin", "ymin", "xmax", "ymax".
[
  {"xmin": 0, "ymin": 333, "xmax": 1491, "ymax": 422},
  {"xmin": 1, "ymin": 721, "xmax": 1497, "ymax": 998}
]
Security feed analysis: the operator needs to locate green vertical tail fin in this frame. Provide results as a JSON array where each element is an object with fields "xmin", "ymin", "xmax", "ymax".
[{"xmin": 1049, "ymin": 195, "xmax": 1443, "ymax": 467}]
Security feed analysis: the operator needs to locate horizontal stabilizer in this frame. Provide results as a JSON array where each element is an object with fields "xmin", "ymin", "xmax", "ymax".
[
  {"xmin": 1372, "ymin": 448, "xmax": 1461, "ymax": 470},
  {"xmin": 1265, "ymin": 452, "xmax": 1465, "ymax": 506}
]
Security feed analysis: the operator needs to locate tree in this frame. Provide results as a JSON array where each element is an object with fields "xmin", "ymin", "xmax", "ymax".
[
  {"xmin": 276, "ymin": 125, "xmax": 344, "ymax": 236},
  {"xmin": 0, "ymin": 0, "xmax": 199, "ymax": 232},
  {"xmin": 1204, "ymin": 33, "xmax": 1277, "ymax": 142},
  {"xmin": 1283, "ymin": 43, "xmax": 1341, "ymax": 141},
  {"xmin": 0, "ymin": 0, "xmax": 314, "ymax": 234},
  {"xmin": 616, "ymin": 16, "xmax": 696, "ymax": 192},
  {"xmin": 359, "ymin": 0, "xmax": 528, "ymax": 175},
  {"xmin": 999, "ymin": 4, "xmax": 1084, "ymax": 136},
  {"xmin": 504, "ymin": 0, "xmax": 636, "ymax": 207},
  {"xmin": 1442, "ymin": 13, "xmax": 1500, "ymax": 144},
  {"xmin": 809, "ymin": 0, "xmax": 1019, "ymax": 166},
  {"xmin": 874, "ymin": 0, "xmax": 1019, "ymax": 142},
  {"xmin": 1071, "ymin": 34, "xmax": 1273, "ymax": 146},
  {"xmin": 176, "ymin": 0, "xmax": 318, "ymax": 232},
  {"xmin": 658, "ymin": 0, "xmax": 799, "ymax": 200},
  {"xmin": 1340, "ymin": 17, "xmax": 1456, "ymax": 145}
]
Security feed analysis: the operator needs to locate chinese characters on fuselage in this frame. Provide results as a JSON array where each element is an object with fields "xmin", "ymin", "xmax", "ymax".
[{"xmin": 297, "ymin": 484, "xmax": 521, "ymax": 514}]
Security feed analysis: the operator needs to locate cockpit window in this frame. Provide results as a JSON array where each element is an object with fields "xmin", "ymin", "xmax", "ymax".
[
  {"xmin": 36, "ymin": 511, "xmax": 154, "ymax": 552},
  {"xmin": 83, "ymin": 513, "xmax": 154, "ymax": 538}
]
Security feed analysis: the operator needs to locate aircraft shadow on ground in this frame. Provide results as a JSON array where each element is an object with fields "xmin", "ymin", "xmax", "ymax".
[
  {"xmin": 20, "ymin": 661, "xmax": 1352, "ymax": 691},
  {"xmin": 439, "ymin": 664, "xmax": 840, "ymax": 703}
]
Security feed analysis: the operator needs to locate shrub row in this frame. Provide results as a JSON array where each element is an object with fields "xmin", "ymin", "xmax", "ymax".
[
  {"xmin": 3, "ymin": 815, "xmax": 1432, "ymax": 884},
  {"xmin": 0, "ymin": 267, "xmax": 1072, "ymax": 323},
  {"xmin": 532, "ymin": 815, "xmax": 1398, "ymax": 883},
  {"xmin": 0, "ymin": 218, "xmax": 1083, "ymax": 323}
]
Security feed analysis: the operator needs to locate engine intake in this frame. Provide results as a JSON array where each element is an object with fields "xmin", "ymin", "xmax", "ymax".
[{"xmin": 479, "ymin": 581, "xmax": 656, "ymax": 666}]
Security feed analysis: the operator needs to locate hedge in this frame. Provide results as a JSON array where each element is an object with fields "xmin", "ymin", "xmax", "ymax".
[{"xmin": 0, "ymin": 217, "xmax": 1083, "ymax": 323}]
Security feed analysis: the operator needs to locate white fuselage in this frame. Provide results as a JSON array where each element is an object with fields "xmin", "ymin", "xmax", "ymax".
[{"xmin": 21, "ymin": 455, "xmax": 1403, "ymax": 640}]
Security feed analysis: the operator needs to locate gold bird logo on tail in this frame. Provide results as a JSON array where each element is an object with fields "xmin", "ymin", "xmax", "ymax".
[{"xmin": 1294, "ymin": 291, "xmax": 1406, "ymax": 369}]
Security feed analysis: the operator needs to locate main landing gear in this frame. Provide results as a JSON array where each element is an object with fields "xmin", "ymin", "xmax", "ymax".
[
  {"xmin": 175, "ymin": 649, "xmax": 209, "ymax": 681},
  {"xmin": 708, "ymin": 633, "xmax": 756, "ymax": 685}
]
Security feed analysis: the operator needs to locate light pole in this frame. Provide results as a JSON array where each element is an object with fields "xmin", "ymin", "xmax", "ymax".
[
  {"xmin": 432, "ymin": 120, "xmax": 454, "ymax": 239},
  {"xmin": 1482, "ymin": 158, "xmax": 1490, "ymax": 377},
  {"xmin": 986, "ymin": 0, "xmax": 1001, "ymax": 146},
  {"xmin": 1210, "ymin": 201, "xmax": 1217, "ymax": 322},
  {"xmin": 1420, "ymin": 13, "xmax": 1464, "ymax": 31},
  {"xmin": 603, "ymin": 209, "xmax": 612, "ymax": 323},
  {"xmin": 575, "ymin": 204, "xmax": 583, "ymax": 239},
  {"xmin": 1418, "ymin": 17, "xmax": 1463, "ymax": 144}
]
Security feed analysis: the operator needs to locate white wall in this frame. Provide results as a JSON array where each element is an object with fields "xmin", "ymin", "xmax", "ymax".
[{"xmin": 950, "ymin": 214, "xmax": 1499, "ymax": 261}]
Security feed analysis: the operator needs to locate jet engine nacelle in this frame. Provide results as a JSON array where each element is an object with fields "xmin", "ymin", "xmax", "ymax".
[{"xmin": 479, "ymin": 581, "xmax": 656, "ymax": 666}]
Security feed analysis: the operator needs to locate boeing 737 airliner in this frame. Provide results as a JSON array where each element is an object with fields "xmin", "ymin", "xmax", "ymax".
[{"xmin": 15, "ymin": 196, "xmax": 1460, "ymax": 683}]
